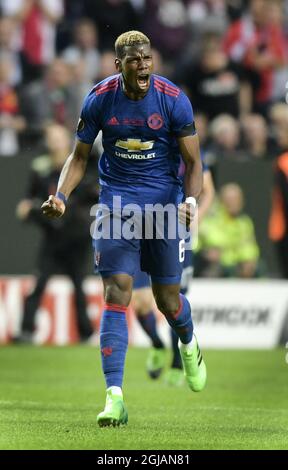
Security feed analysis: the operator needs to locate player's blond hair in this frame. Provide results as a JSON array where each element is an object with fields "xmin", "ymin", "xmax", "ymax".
[{"xmin": 115, "ymin": 31, "xmax": 150, "ymax": 58}]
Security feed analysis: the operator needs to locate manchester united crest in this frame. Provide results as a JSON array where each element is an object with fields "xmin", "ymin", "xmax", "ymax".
[{"xmin": 147, "ymin": 113, "xmax": 164, "ymax": 130}]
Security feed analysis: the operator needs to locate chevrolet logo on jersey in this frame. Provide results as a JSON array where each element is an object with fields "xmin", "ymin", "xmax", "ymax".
[{"xmin": 116, "ymin": 139, "xmax": 154, "ymax": 152}]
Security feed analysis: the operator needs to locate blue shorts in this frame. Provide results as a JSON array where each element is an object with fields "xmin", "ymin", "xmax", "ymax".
[
  {"xmin": 133, "ymin": 269, "xmax": 151, "ymax": 289},
  {"xmin": 133, "ymin": 247, "xmax": 193, "ymax": 292},
  {"xmin": 93, "ymin": 208, "xmax": 190, "ymax": 285}
]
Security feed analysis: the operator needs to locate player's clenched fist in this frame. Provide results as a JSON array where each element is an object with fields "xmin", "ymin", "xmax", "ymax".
[
  {"xmin": 41, "ymin": 195, "xmax": 66, "ymax": 218},
  {"xmin": 178, "ymin": 197, "xmax": 197, "ymax": 227}
]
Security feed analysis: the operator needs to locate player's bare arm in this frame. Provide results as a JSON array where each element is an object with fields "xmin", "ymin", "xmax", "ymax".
[
  {"xmin": 41, "ymin": 140, "xmax": 92, "ymax": 218},
  {"xmin": 177, "ymin": 133, "xmax": 203, "ymax": 226}
]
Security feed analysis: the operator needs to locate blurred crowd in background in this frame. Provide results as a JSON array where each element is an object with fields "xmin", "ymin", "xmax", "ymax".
[{"xmin": 1, "ymin": 0, "xmax": 288, "ymax": 279}]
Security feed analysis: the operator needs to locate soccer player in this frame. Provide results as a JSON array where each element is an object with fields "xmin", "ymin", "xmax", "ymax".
[
  {"xmin": 41, "ymin": 31, "xmax": 207, "ymax": 427},
  {"xmin": 133, "ymin": 167, "xmax": 215, "ymax": 386}
]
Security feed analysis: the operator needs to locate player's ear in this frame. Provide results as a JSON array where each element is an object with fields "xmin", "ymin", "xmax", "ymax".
[{"xmin": 115, "ymin": 58, "xmax": 122, "ymax": 72}]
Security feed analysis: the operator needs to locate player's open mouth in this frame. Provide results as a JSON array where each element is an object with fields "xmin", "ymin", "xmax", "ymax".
[{"xmin": 137, "ymin": 74, "xmax": 150, "ymax": 90}]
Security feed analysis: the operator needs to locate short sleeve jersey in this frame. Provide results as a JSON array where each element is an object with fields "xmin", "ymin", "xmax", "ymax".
[{"xmin": 77, "ymin": 74, "xmax": 195, "ymax": 207}]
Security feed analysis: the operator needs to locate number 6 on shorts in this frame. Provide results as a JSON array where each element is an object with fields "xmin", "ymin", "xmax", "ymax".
[{"xmin": 179, "ymin": 239, "xmax": 185, "ymax": 262}]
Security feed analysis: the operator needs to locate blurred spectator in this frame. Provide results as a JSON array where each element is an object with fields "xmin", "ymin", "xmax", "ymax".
[
  {"xmin": 143, "ymin": 0, "xmax": 188, "ymax": 64},
  {"xmin": 195, "ymin": 112, "xmax": 209, "ymax": 150},
  {"xmin": 129, "ymin": 0, "xmax": 145, "ymax": 11},
  {"xmin": 0, "ymin": 17, "xmax": 22, "ymax": 86},
  {"xmin": 96, "ymin": 51, "xmax": 118, "ymax": 82},
  {"xmin": 151, "ymin": 48, "xmax": 166, "ymax": 76},
  {"xmin": 269, "ymin": 103, "xmax": 288, "ymax": 278},
  {"xmin": 55, "ymin": 0, "xmax": 90, "ymax": 51},
  {"xmin": 209, "ymin": 113, "xmax": 243, "ymax": 160},
  {"xmin": 62, "ymin": 18, "xmax": 101, "ymax": 83},
  {"xmin": 187, "ymin": 0, "xmax": 227, "ymax": 36},
  {"xmin": 20, "ymin": 58, "xmax": 79, "ymax": 135},
  {"xmin": 0, "ymin": 55, "xmax": 26, "ymax": 156},
  {"xmin": 270, "ymin": 101, "xmax": 288, "ymax": 127},
  {"xmin": 268, "ymin": 0, "xmax": 288, "ymax": 103},
  {"xmin": 68, "ymin": 58, "xmax": 94, "ymax": 116},
  {"xmin": 223, "ymin": 0, "xmax": 287, "ymax": 116},
  {"xmin": 15, "ymin": 123, "xmax": 98, "ymax": 343},
  {"xmin": 225, "ymin": 0, "xmax": 249, "ymax": 22},
  {"xmin": 241, "ymin": 113, "xmax": 277, "ymax": 159},
  {"xmin": 195, "ymin": 183, "xmax": 260, "ymax": 278},
  {"xmin": 2, "ymin": 0, "xmax": 64, "ymax": 82},
  {"xmin": 269, "ymin": 101, "xmax": 288, "ymax": 153},
  {"xmin": 205, "ymin": 114, "xmax": 243, "ymax": 183},
  {"xmin": 85, "ymin": 0, "xmax": 140, "ymax": 51},
  {"xmin": 183, "ymin": 0, "xmax": 227, "ymax": 63},
  {"xmin": 177, "ymin": 32, "xmax": 252, "ymax": 120},
  {"xmin": 210, "ymin": 114, "xmax": 241, "ymax": 153}
]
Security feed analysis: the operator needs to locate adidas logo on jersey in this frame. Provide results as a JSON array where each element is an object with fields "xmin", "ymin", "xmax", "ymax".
[{"xmin": 107, "ymin": 117, "xmax": 119, "ymax": 125}]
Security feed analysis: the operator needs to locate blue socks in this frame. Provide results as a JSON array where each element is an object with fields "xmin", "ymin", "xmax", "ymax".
[
  {"xmin": 100, "ymin": 303, "xmax": 128, "ymax": 388},
  {"xmin": 100, "ymin": 295, "xmax": 192, "ymax": 387},
  {"xmin": 137, "ymin": 311, "xmax": 165, "ymax": 349},
  {"xmin": 165, "ymin": 294, "xmax": 193, "ymax": 345}
]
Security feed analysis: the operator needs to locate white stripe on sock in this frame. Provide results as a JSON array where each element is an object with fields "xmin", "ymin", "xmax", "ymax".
[{"xmin": 108, "ymin": 386, "xmax": 123, "ymax": 397}]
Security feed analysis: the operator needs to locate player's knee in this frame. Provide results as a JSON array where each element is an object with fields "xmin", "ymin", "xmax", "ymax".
[
  {"xmin": 105, "ymin": 284, "xmax": 131, "ymax": 306},
  {"xmin": 155, "ymin": 295, "xmax": 180, "ymax": 319},
  {"xmin": 104, "ymin": 275, "xmax": 132, "ymax": 307}
]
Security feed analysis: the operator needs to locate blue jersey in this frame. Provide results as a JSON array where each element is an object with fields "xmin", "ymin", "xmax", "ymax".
[{"xmin": 77, "ymin": 74, "xmax": 195, "ymax": 208}]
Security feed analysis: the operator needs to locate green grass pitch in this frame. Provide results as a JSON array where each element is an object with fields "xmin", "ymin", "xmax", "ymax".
[{"xmin": 0, "ymin": 346, "xmax": 287, "ymax": 450}]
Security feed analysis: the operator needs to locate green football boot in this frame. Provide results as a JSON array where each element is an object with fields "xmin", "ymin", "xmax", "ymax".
[
  {"xmin": 97, "ymin": 388, "xmax": 128, "ymax": 427},
  {"xmin": 146, "ymin": 347, "xmax": 166, "ymax": 379},
  {"xmin": 179, "ymin": 334, "xmax": 207, "ymax": 392},
  {"xmin": 164, "ymin": 367, "xmax": 185, "ymax": 387}
]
